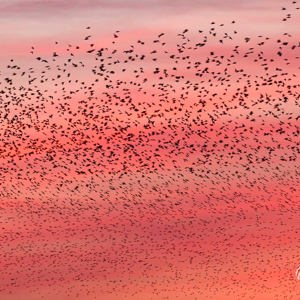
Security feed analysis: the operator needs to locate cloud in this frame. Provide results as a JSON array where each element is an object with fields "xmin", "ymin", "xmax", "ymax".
[{"xmin": 0, "ymin": 0, "xmax": 277, "ymax": 18}]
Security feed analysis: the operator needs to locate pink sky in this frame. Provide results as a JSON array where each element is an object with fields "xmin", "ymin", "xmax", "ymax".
[
  {"xmin": 0, "ymin": 0, "xmax": 300, "ymax": 299},
  {"xmin": 0, "ymin": 0, "xmax": 298, "ymax": 56}
]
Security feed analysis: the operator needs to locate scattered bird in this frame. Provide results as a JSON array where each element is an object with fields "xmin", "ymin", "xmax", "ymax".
[{"xmin": 0, "ymin": 3, "xmax": 299, "ymax": 300}]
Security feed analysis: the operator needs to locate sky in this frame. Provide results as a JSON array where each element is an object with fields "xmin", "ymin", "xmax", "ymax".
[
  {"xmin": 0, "ymin": 0, "xmax": 298, "ymax": 56},
  {"xmin": 0, "ymin": 0, "xmax": 300, "ymax": 299}
]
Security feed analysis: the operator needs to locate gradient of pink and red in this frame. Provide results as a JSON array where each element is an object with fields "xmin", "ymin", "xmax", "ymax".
[{"xmin": 0, "ymin": 1, "xmax": 300, "ymax": 299}]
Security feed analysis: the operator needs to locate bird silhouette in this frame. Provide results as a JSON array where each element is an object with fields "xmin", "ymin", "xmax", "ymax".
[{"xmin": 0, "ymin": 2, "xmax": 299, "ymax": 300}]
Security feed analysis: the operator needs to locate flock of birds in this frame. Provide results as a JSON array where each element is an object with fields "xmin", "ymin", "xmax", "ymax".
[{"xmin": 0, "ymin": 1, "xmax": 300, "ymax": 299}]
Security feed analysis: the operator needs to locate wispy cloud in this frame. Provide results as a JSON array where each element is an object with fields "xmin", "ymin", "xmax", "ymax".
[{"xmin": 0, "ymin": 0, "xmax": 279, "ymax": 17}]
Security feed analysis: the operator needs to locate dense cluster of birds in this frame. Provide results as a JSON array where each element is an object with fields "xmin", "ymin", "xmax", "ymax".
[{"xmin": 0, "ymin": 1, "xmax": 299, "ymax": 299}]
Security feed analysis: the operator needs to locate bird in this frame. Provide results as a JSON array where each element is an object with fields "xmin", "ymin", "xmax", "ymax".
[{"xmin": 0, "ymin": 3, "xmax": 299, "ymax": 300}]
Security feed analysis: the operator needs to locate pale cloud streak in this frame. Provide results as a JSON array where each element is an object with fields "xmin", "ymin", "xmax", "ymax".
[{"xmin": 0, "ymin": 0, "xmax": 284, "ymax": 17}]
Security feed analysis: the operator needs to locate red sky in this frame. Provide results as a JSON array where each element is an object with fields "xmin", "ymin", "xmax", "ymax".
[{"xmin": 0, "ymin": 0, "xmax": 300, "ymax": 299}]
